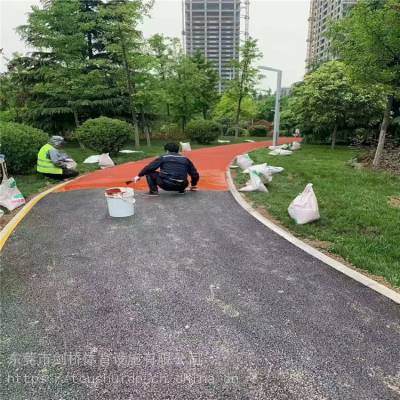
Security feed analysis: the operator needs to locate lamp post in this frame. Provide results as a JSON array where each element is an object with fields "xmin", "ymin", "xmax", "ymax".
[{"xmin": 259, "ymin": 66, "xmax": 282, "ymax": 147}]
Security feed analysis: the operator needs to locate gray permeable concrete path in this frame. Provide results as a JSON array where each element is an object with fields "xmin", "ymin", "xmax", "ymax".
[{"xmin": 1, "ymin": 189, "xmax": 400, "ymax": 400}]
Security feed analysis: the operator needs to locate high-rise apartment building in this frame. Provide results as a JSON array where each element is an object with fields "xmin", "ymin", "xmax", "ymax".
[
  {"xmin": 306, "ymin": 0, "xmax": 357, "ymax": 72},
  {"xmin": 183, "ymin": 0, "xmax": 244, "ymax": 92}
]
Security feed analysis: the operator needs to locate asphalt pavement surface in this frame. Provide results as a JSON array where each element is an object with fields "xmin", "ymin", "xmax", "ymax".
[{"xmin": 1, "ymin": 189, "xmax": 400, "ymax": 400}]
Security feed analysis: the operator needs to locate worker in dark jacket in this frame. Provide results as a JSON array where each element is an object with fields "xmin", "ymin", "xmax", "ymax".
[{"xmin": 128, "ymin": 143, "xmax": 200, "ymax": 196}]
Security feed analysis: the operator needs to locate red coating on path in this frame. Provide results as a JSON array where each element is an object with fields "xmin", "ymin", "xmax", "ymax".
[{"xmin": 58, "ymin": 138, "xmax": 299, "ymax": 192}]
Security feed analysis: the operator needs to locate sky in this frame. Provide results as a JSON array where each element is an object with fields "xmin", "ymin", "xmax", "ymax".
[{"xmin": 0, "ymin": 0, "xmax": 310, "ymax": 91}]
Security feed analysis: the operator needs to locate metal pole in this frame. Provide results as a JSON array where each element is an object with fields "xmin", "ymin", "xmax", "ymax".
[
  {"xmin": 258, "ymin": 66, "xmax": 283, "ymax": 147},
  {"xmin": 273, "ymin": 71, "xmax": 282, "ymax": 147}
]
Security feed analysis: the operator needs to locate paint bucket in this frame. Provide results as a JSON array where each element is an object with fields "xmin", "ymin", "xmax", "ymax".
[{"xmin": 105, "ymin": 187, "xmax": 135, "ymax": 217}]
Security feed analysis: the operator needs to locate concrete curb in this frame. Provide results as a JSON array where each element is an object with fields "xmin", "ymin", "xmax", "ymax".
[
  {"xmin": 0, "ymin": 181, "xmax": 69, "ymax": 251},
  {"xmin": 226, "ymin": 168, "xmax": 400, "ymax": 305}
]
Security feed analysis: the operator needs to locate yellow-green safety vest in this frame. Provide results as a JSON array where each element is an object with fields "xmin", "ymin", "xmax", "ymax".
[{"xmin": 37, "ymin": 143, "xmax": 63, "ymax": 175}]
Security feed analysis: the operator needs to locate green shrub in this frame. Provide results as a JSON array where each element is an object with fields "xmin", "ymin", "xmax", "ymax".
[
  {"xmin": 0, "ymin": 109, "xmax": 17, "ymax": 122},
  {"xmin": 186, "ymin": 120, "xmax": 221, "ymax": 144},
  {"xmin": 75, "ymin": 117, "xmax": 132, "ymax": 154},
  {"xmin": 0, "ymin": 121, "xmax": 48, "ymax": 174},
  {"xmin": 226, "ymin": 127, "xmax": 249, "ymax": 137},
  {"xmin": 248, "ymin": 125, "xmax": 269, "ymax": 136},
  {"xmin": 155, "ymin": 123, "xmax": 185, "ymax": 140}
]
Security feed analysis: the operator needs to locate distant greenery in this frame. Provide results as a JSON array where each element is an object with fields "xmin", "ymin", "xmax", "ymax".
[{"xmin": 235, "ymin": 145, "xmax": 400, "ymax": 288}]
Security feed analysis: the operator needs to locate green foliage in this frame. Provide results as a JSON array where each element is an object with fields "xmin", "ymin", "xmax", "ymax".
[
  {"xmin": 329, "ymin": 0, "xmax": 400, "ymax": 95},
  {"xmin": 256, "ymin": 95, "xmax": 289, "ymax": 122},
  {"xmin": 248, "ymin": 125, "xmax": 269, "ymax": 137},
  {"xmin": 186, "ymin": 119, "xmax": 221, "ymax": 144},
  {"xmin": 0, "ymin": 110, "xmax": 17, "ymax": 122},
  {"xmin": 167, "ymin": 55, "xmax": 215, "ymax": 131},
  {"xmin": 329, "ymin": 0, "xmax": 400, "ymax": 165},
  {"xmin": 226, "ymin": 127, "xmax": 249, "ymax": 137},
  {"xmin": 226, "ymin": 38, "xmax": 262, "ymax": 137},
  {"xmin": 214, "ymin": 94, "xmax": 258, "ymax": 123},
  {"xmin": 156, "ymin": 123, "xmax": 185, "ymax": 140},
  {"xmin": 75, "ymin": 117, "xmax": 133, "ymax": 154},
  {"xmin": 290, "ymin": 61, "xmax": 385, "ymax": 146},
  {"xmin": 0, "ymin": 121, "xmax": 48, "ymax": 174},
  {"xmin": 191, "ymin": 52, "xmax": 220, "ymax": 119}
]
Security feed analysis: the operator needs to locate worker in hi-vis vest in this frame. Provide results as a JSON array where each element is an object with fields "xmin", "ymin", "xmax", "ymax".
[{"xmin": 37, "ymin": 136, "xmax": 78, "ymax": 180}]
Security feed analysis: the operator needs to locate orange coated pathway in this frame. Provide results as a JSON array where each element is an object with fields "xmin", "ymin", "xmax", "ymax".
[{"xmin": 59, "ymin": 138, "xmax": 298, "ymax": 192}]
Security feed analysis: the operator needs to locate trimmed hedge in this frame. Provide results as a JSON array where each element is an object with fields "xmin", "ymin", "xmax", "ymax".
[
  {"xmin": 226, "ymin": 127, "xmax": 249, "ymax": 137},
  {"xmin": 248, "ymin": 124, "xmax": 269, "ymax": 136},
  {"xmin": 75, "ymin": 117, "xmax": 133, "ymax": 154},
  {"xmin": 0, "ymin": 121, "xmax": 48, "ymax": 174},
  {"xmin": 186, "ymin": 120, "xmax": 221, "ymax": 144}
]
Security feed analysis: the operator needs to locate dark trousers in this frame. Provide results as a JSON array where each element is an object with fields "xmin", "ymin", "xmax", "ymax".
[
  {"xmin": 146, "ymin": 172, "xmax": 188, "ymax": 192},
  {"xmin": 43, "ymin": 168, "xmax": 79, "ymax": 180}
]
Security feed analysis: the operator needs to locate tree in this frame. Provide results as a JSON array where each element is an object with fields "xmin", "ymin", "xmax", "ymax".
[
  {"xmin": 329, "ymin": 0, "xmax": 400, "ymax": 166},
  {"xmin": 167, "ymin": 55, "xmax": 205, "ymax": 132},
  {"xmin": 226, "ymin": 38, "xmax": 262, "ymax": 138},
  {"xmin": 213, "ymin": 93, "xmax": 258, "ymax": 125},
  {"xmin": 290, "ymin": 61, "xmax": 385, "ymax": 148},
  {"xmin": 191, "ymin": 52, "xmax": 219, "ymax": 119},
  {"xmin": 98, "ymin": 0, "xmax": 154, "ymax": 147},
  {"xmin": 148, "ymin": 34, "xmax": 180, "ymax": 120},
  {"xmin": 14, "ymin": 0, "xmax": 125, "ymax": 133}
]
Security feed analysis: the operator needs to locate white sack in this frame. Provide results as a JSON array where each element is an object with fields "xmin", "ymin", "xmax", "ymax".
[
  {"xmin": 288, "ymin": 183, "xmax": 320, "ymax": 225},
  {"xmin": 291, "ymin": 142, "xmax": 301, "ymax": 150},
  {"xmin": 243, "ymin": 164, "xmax": 273, "ymax": 183},
  {"xmin": 218, "ymin": 139, "xmax": 231, "ymax": 143},
  {"xmin": 269, "ymin": 149, "xmax": 293, "ymax": 156},
  {"xmin": 0, "ymin": 177, "xmax": 25, "ymax": 211},
  {"xmin": 64, "ymin": 159, "xmax": 77, "ymax": 170},
  {"xmin": 99, "ymin": 153, "xmax": 115, "ymax": 169},
  {"xmin": 266, "ymin": 166, "xmax": 284, "ymax": 175},
  {"xmin": 180, "ymin": 142, "xmax": 192, "ymax": 152},
  {"xmin": 244, "ymin": 139, "xmax": 255, "ymax": 143},
  {"xmin": 239, "ymin": 171, "xmax": 268, "ymax": 193},
  {"xmin": 236, "ymin": 153, "xmax": 254, "ymax": 169},
  {"xmin": 83, "ymin": 155, "xmax": 101, "ymax": 164},
  {"xmin": 244, "ymin": 163, "xmax": 284, "ymax": 175},
  {"xmin": 119, "ymin": 149, "xmax": 144, "ymax": 154},
  {"xmin": 268, "ymin": 144, "xmax": 291, "ymax": 150}
]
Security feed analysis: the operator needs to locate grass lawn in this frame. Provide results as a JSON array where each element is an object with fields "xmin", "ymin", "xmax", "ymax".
[
  {"xmin": 14, "ymin": 136, "xmax": 269, "ymax": 199},
  {"xmin": 234, "ymin": 145, "xmax": 400, "ymax": 288}
]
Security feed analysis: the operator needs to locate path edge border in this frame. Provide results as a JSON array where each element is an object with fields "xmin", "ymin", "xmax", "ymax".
[
  {"xmin": 226, "ymin": 168, "xmax": 400, "ymax": 305},
  {"xmin": 0, "ymin": 181, "xmax": 68, "ymax": 251}
]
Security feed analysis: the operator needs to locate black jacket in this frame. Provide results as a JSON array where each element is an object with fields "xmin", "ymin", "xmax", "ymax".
[{"xmin": 138, "ymin": 153, "xmax": 199, "ymax": 185}]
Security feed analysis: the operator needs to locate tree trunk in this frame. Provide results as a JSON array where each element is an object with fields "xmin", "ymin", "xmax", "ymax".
[
  {"xmin": 234, "ymin": 96, "xmax": 243, "ymax": 139},
  {"xmin": 118, "ymin": 24, "xmax": 139, "ymax": 148},
  {"xmin": 73, "ymin": 110, "xmax": 86, "ymax": 149},
  {"xmin": 73, "ymin": 110, "xmax": 80, "ymax": 128},
  {"xmin": 331, "ymin": 124, "xmax": 337, "ymax": 150},
  {"xmin": 182, "ymin": 116, "xmax": 186, "ymax": 134},
  {"xmin": 140, "ymin": 106, "xmax": 151, "ymax": 147},
  {"xmin": 373, "ymin": 95, "xmax": 393, "ymax": 169}
]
